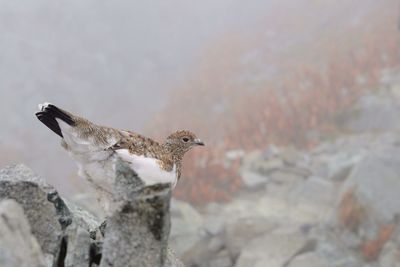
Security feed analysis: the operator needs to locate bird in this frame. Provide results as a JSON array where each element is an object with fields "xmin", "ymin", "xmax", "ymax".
[{"xmin": 35, "ymin": 102, "xmax": 204, "ymax": 214}]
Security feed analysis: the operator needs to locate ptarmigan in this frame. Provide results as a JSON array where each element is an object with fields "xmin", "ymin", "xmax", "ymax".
[{"xmin": 35, "ymin": 103, "xmax": 204, "ymax": 213}]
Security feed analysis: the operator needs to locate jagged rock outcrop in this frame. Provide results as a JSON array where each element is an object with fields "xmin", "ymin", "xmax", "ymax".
[
  {"xmin": 0, "ymin": 163, "xmax": 184, "ymax": 267},
  {"xmin": 0, "ymin": 199, "xmax": 46, "ymax": 267},
  {"xmin": 0, "ymin": 164, "xmax": 68, "ymax": 265},
  {"xmin": 100, "ymin": 161, "xmax": 172, "ymax": 267}
]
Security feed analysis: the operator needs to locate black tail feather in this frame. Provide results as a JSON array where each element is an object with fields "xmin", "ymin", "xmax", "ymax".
[{"xmin": 35, "ymin": 104, "xmax": 76, "ymax": 138}]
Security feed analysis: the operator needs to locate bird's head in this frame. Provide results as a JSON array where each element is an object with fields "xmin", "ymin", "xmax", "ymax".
[{"xmin": 164, "ymin": 130, "xmax": 204, "ymax": 156}]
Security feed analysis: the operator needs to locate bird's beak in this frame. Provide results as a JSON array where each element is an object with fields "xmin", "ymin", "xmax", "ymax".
[{"xmin": 194, "ymin": 139, "xmax": 205, "ymax": 146}]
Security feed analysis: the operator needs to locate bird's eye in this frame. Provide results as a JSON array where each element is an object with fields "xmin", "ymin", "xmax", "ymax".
[{"xmin": 182, "ymin": 137, "xmax": 189, "ymax": 143}]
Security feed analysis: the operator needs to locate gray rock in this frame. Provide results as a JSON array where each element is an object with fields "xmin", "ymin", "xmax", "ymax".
[
  {"xmin": 65, "ymin": 199, "xmax": 101, "ymax": 232},
  {"xmin": 240, "ymin": 170, "xmax": 269, "ymax": 187},
  {"xmin": 170, "ymin": 199, "xmax": 204, "ymax": 256},
  {"xmin": 181, "ymin": 234, "xmax": 225, "ymax": 267},
  {"xmin": 223, "ymin": 217, "xmax": 277, "ymax": 259},
  {"xmin": 340, "ymin": 146, "xmax": 400, "ymax": 222},
  {"xmin": 287, "ymin": 252, "xmax": 330, "ymax": 267},
  {"xmin": 100, "ymin": 160, "xmax": 172, "ymax": 267},
  {"xmin": 165, "ymin": 248, "xmax": 186, "ymax": 267},
  {"xmin": 225, "ymin": 149, "xmax": 245, "ymax": 161},
  {"xmin": 241, "ymin": 150, "xmax": 262, "ymax": 170},
  {"xmin": 254, "ymin": 158, "xmax": 284, "ymax": 175},
  {"xmin": 235, "ymin": 229, "xmax": 308, "ymax": 267},
  {"xmin": 0, "ymin": 164, "xmax": 67, "ymax": 263},
  {"xmin": 280, "ymin": 147, "xmax": 303, "ymax": 166},
  {"xmin": 289, "ymin": 176, "xmax": 338, "ymax": 220},
  {"xmin": 379, "ymin": 241, "xmax": 400, "ymax": 267},
  {"xmin": 0, "ymin": 199, "xmax": 46, "ymax": 267},
  {"xmin": 208, "ymin": 249, "xmax": 232, "ymax": 267},
  {"xmin": 340, "ymin": 90, "xmax": 400, "ymax": 133},
  {"xmin": 64, "ymin": 227, "xmax": 91, "ymax": 267}
]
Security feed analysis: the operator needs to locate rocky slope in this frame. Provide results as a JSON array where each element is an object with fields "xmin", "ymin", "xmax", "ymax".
[{"xmin": 169, "ymin": 75, "xmax": 400, "ymax": 267}]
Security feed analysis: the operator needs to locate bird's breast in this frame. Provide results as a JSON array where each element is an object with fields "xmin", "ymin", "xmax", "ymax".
[{"xmin": 116, "ymin": 149, "xmax": 177, "ymax": 187}]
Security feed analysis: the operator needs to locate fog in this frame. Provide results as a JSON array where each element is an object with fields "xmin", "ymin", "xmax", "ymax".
[
  {"xmin": 0, "ymin": 0, "xmax": 277, "ymax": 191},
  {"xmin": 1, "ymin": 1, "xmax": 400, "ymax": 266}
]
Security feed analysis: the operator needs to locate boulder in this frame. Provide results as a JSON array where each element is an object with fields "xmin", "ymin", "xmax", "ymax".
[
  {"xmin": 0, "ymin": 199, "xmax": 46, "ymax": 267},
  {"xmin": 223, "ymin": 217, "xmax": 277, "ymax": 259},
  {"xmin": 379, "ymin": 241, "xmax": 400, "ymax": 267},
  {"xmin": 234, "ymin": 229, "xmax": 309, "ymax": 267},
  {"xmin": 64, "ymin": 227, "xmax": 91, "ymax": 267},
  {"xmin": 339, "ymin": 146, "xmax": 400, "ymax": 222},
  {"xmin": 286, "ymin": 252, "xmax": 329, "ymax": 267},
  {"xmin": 340, "ymin": 90, "xmax": 400, "ymax": 133},
  {"xmin": 170, "ymin": 198, "xmax": 204, "ymax": 255},
  {"xmin": 0, "ymin": 164, "xmax": 67, "ymax": 264},
  {"xmin": 181, "ymin": 234, "xmax": 225, "ymax": 267},
  {"xmin": 165, "ymin": 248, "xmax": 186, "ymax": 267},
  {"xmin": 99, "ymin": 160, "xmax": 172, "ymax": 267},
  {"xmin": 240, "ymin": 170, "xmax": 269, "ymax": 187},
  {"xmin": 208, "ymin": 249, "xmax": 232, "ymax": 267}
]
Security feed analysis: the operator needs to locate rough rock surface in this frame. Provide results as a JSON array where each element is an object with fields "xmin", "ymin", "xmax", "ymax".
[
  {"xmin": 0, "ymin": 164, "xmax": 66, "ymax": 264},
  {"xmin": 171, "ymin": 130, "xmax": 400, "ymax": 267},
  {"xmin": 0, "ymin": 163, "xmax": 183, "ymax": 267},
  {"xmin": 0, "ymin": 199, "xmax": 46, "ymax": 267},
  {"xmin": 99, "ymin": 160, "xmax": 174, "ymax": 267},
  {"xmin": 234, "ymin": 230, "xmax": 309, "ymax": 267}
]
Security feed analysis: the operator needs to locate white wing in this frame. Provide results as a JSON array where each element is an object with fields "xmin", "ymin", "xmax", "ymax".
[
  {"xmin": 56, "ymin": 119, "xmax": 118, "ymax": 162},
  {"xmin": 116, "ymin": 149, "xmax": 177, "ymax": 187}
]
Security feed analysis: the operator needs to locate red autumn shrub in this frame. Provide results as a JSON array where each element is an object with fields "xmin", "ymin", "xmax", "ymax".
[{"xmin": 147, "ymin": 1, "xmax": 400, "ymax": 205}]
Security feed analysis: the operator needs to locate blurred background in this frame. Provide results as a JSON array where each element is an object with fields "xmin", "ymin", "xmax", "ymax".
[{"xmin": 1, "ymin": 0, "xmax": 400, "ymax": 266}]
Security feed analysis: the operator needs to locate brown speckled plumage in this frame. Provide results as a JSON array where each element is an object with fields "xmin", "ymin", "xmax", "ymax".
[
  {"xmin": 110, "ymin": 130, "xmax": 203, "ymax": 180},
  {"xmin": 36, "ymin": 103, "xmax": 204, "ymax": 184}
]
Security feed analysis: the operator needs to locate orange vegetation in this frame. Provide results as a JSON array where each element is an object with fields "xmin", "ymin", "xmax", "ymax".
[
  {"xmin": 338, "ymin": 187, "xmax": 365, "ymax": 232},
  {"xmin": 360, "ymin": 223, "xmax": 396, "ymax": 262},
  {"xmin": 148, "ymin": 0, "xmax": 400, "ymax": 205}
]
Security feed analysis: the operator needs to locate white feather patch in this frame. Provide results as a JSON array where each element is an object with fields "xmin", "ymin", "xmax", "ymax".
[
  {"xmin": 38, "ymin": 102, "xmax": 51, "ymax": 111},
  {"xmin": 116, "ymin": 149, "xmax": 177, "ymax": 187}
]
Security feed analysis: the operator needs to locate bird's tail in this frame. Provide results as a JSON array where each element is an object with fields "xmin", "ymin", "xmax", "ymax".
[{"xmin": 35, "ymin": 103, "xmax": 76, "ymax": 138}]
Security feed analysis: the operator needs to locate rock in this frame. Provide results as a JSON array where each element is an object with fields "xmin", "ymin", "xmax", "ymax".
[
  {"xmin": 64, "ymin": 199, "xmax": 101, "ymax": 236},
  {"xmin": 100, "ymin": 160, "xmax": 172, "ymax": 267},
  {"xmin": 225, "ymin": 149, "xmax": 245, "ymax": 161},
  {"xmin": 287, "ymin": 252, "xmax": 330, "ymax": 267},
  {"xmin": 181, "ymin": 234, "xmax": 225, "ymax": 267},
  {"xmin": 63, "ymin": 195, "xmax": 101, "ymax": 267},
  {"xmin": 313, "ymin": 151, "xmax": 364, "ymax": 182},
  {"xmin": 262, "ymin": 145, "xmax": 281, "ymax": 159},
  {"xmin": 170, "ymin": 198, "xmax": 204, "ymax": 255},
  {"xmin": 235, "ymin": 229, "xmax": 308, "ymax": 267},
  {"xmin": 223, "ymin": 217, "xmax": 277, "ymax": 259},
  {"xmin": 240, "ymin": 170, "xmax": 269, "ymax": 187},
  {"xmin": 165, "ymin": 248, "xmax": 186, "ymax": 267},
  {"xmin": 329, "ymin": 164, "xmax": 353, "ymax": 182},
  {"xmin": 280, "ymin": 147, "xmax": 303, "ymax": 166},
  {"xmin": 339, "ymin": 146, "xmax": 400, "ymax": 222},
  {"xmin": 64, "ymin": 227, "xmax": 91, "ymax": 267},
  {"xmin": 266, "ymin": 170, "xmax": 304, "ymax": 197},
  {"xmin": 0, "ymin": 164, "xmax": 67, "ymax": 264},
  {"xmin": 208, "ymin": 249, "xmax": 232, "ymax": 267},
  {"xmin": 379, "ymin": 241, "xmax": 400, "ymax": 267},
  {"xmin": 254, "ymin": 158, "xmax": 284, "ymax": 175},
  {"xmin": 241, "ymin": 150, "xmax": 262, "ymax": 170},
  {"xmin": 0, "ymin": 199, "xmax": 46, "ymax": 267},
  {"xmin": 288, "ymin": 176, "xmax": 338, "ymax": 220},
  {"xmin": 340, "ymin": 90, "xmax": 400, "ymax": 133}
]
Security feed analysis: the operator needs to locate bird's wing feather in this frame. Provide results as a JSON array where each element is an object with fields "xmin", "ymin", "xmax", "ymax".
[{"xmin": 57, "ymin": 118, "xmax": 123, "ymax": 162}]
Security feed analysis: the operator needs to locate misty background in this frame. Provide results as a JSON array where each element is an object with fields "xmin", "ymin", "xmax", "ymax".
[
  {"xmin": 2, "ymin": 1, "xmax": 400, "ymax": 266},
  {"xmin": 0, "ymin": 0, "xmax": 276, "ymax": 193}
]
